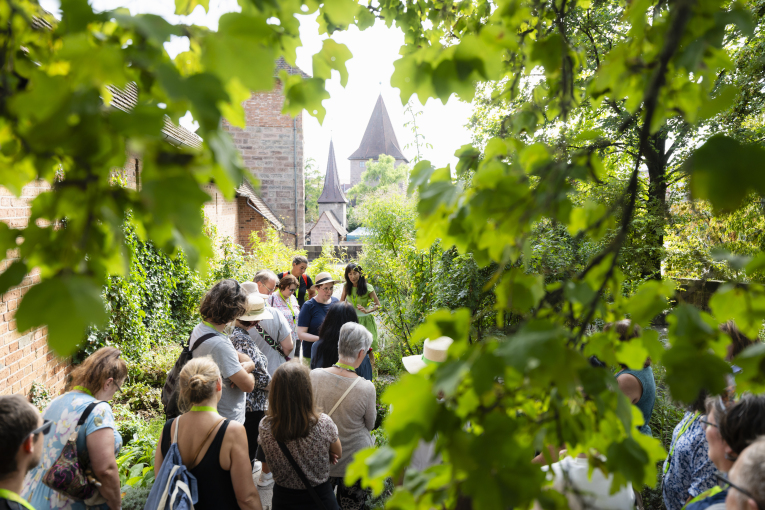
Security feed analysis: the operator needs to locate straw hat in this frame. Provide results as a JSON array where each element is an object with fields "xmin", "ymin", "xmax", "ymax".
[
  {"xmin": 311, "ymin": 272, "xmax": 343, "ymax": 289},
  {"xmin": 402, "ymin": 337, "xmax": 454, "ymax": 374},
  {"xmin": 238, "ymin": 293, "xmax": 273, "ymax": 322}
]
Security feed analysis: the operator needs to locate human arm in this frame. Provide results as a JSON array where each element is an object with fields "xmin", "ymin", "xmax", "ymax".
[
  {"xmin": 252, "ymin": 353, "xmax": 271, "ymax": 391},
  {"xmin": 237, "ymin": 351, "xmax": 253, "ymax": 364},
  {"xmin": 366, "ymin": 291, "xmax": 381, "ymax": 313},
  {"xmin": 154, "ymin": 427, "xmax": 165, "ymax": 477},
  {"xmin": 340, "ymin": 287, "xmax": 347, "ymax": 301},
  {"xmin": 330, "ymin": 438, "xmax": 342, "ymax": 465},
  {"xmin": 297, "ymin": 326, "xmax": 318, "ymax": 342},
  {"xmin": 230, "ymin": 369, "xmax": 256, "ymax": 393},
  {"xmin": 228, "ymin": 423, "xmax": 263, "ymax": 510},
  {"xmin": 616, "ymin": 373, "xmax": 643, "ymax": 405},
  {"xmin": 364, "ymin": 383, "xmax": 377, "ymax": 431},
  {"xmin": 87, "ymin": 428, "xmax": 121, "ymax": 510}
]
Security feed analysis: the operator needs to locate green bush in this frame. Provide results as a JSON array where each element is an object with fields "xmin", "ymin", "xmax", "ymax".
[
  {"xmin": 375, "ymin": 342, "xmax": 405, "ymax": 377},
  {"xmin": 122, "ymin": 484, "xmax": 153, "ymax": 510},
  {"xmin": 117, "ymin": 419, "xmax": 162, "ymax": 489}
]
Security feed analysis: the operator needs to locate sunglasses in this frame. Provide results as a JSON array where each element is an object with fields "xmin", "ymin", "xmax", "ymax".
[
  {"xmin": 700, "ymin": 419, "xmax": 718, "ymax": 430},
  {"xmin": 239, "ymin": 319, "xmax": 258, "ymax": 328},
  {"xmin": 26, "ymin": 419, "xmax": 52, "ymax": 441},
  {"xmin": 717, "ymin": 473, "xmax": 764, "ymax": 510}
]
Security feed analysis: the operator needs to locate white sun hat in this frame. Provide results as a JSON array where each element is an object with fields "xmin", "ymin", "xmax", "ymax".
[
  {"xmin": 238, "ymin": 293, "xmax": 273, "ymax": 322},
  {"xmin": 402, "ymin": 337, "xmax": 454, "ymax": 374}
]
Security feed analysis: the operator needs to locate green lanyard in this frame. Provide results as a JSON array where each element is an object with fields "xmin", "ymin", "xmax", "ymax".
[
  {"xmin": 683, "ymin": 486, "xmax": 723, "ymax": 509},
  {"xmin": 190, "ymin": 406, "xmax": 218, "ymax": 413},
  {"xmin": 664, "ymin": 411, "xmax": 700, "ymax": 474},
  {"xmin": 279, "ymin": 290, "xmax": 296, "ymax": 319},
  {"xmin": 202, "ymin": 320, "xmax": 222, "ymax": 332},
  {"xmin": 0, "ymin": 489, "xmax": 36, "ymax": 510},
  {"xmin": 73, "ymin": 386, "xmax": 93, "ymax": 396},
  {"xmin": 335, "ymin": 362, "xmax": 356, "ymax": 371}
]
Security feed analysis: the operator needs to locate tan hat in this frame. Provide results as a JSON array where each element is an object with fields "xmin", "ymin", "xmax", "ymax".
[
  {"xmin": 311, "ymin": 272, "xmax": 342, "ymax": 289},
  {"xmin": 238, "ymin": 293, "xmax": 273, "ymax": 322},
  {"xmin": 402, "ymin": 337, "xmax": 454, "ymax": 374}
]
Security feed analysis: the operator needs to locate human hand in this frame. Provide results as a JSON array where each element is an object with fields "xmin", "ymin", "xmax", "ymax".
[
  {"xmin": 356, "ymin": 304, "xmax": 365, "ymax": 312},
  {"xmin": 330, "ymin": 452, "xmax": 340, "ymax": 465}
]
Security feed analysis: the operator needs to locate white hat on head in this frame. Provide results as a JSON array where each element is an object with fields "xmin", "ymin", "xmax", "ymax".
[
  {"xmin": 402, "ymin": 337, "xmax": 454, "ymax": 374},
  {"xmin": 241, "ymin": 282, "xmax": 258, "ymax": 295},
  {"xmin": 238, "ymin": 294, "xmax": 273, "ymax": 322},
  {"xmin": 311, "ymin": 272, "xmax": 343, "ymax": 289}
]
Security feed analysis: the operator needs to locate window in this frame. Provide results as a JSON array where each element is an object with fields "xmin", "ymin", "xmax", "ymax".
[{"xmin": 359, "ymin": 161, "xmax": 365, "ymax": 168}]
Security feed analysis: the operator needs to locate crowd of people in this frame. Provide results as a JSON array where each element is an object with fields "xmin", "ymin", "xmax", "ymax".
[{"xmin": 0, "ymin": 257, "xmax": 764, "ymax": 510}]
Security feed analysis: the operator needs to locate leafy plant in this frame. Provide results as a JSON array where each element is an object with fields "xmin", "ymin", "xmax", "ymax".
[
  {"xmin": 28, "ymin": 381, "xmax": 53, "ymax": 411},
  {"xmin": 121, "ymin": 484, "xmax": 153, "ymax": 510}
]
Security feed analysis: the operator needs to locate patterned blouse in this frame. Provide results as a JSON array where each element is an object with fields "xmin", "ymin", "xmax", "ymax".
[
  {"xmin": 258, "ymin": 413, "xmax": 338, "ymax": 489},
  {"xmin": 662, "ymin": 411, "xmax": 718, "ymax": 510},
  {"xmin": 229, "ymin": 326, "xmax": 271, "ymax": 412},
  {"xmin": 268, "ymin": 291, "xmax": 300, "ymax": 344}
]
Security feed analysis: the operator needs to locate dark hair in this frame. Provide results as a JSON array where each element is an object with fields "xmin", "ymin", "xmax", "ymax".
[
  {"xmin": 279, "ymin": 273, "xmax": 299, "ymax": 291},
  {"xmin": 199, "ymin": 279, "xmax": 247, "ymax": 325},
  {"xmin": 67, "ymin": 346, "xmax": 127, "ymax": 395},
  {"xmin": 266, "ymin": 362, "xmax": 320, "ymax": 442},
  {"xmin": 292, "ymin": 255, "xmax": 308, "ymax": 266},
  {"xmin": 343, "ymin": 263, "xmax": 368, "ymax": 298},
  {"xmin": 315, "ymin": 302, "xmax": 358, "ymax": 369},
  {"xmin": 604, "ymin": 319, "xmax": 651, "ymax": 368},
  {"xmin": 717, "ymin": 394, "xmax": 765, "ymax": 455},
  {"xmin": 0, "ymin": 395, "xmax": 39, "ymax": 479},
  {"xmin": 719, "ymin": 320, "xmax": 758, "ymax": 360},
  {"xmin": 689, "ymin": 389, "xmax": 710, "ymax": 414}
]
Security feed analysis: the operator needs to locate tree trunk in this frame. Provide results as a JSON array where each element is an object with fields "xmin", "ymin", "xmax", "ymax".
[{"xmin": 642, "ymin": 130, "xmax": 669, "ymax": 281}]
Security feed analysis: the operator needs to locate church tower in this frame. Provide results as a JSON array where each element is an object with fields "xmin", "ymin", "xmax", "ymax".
[
  {"xmin": 317, "ymin": 140, "xmax": 349, "ymax": 228},
  {"xmin": 347, "ymin": 94, "xmax": 409, "ymax": 188}
]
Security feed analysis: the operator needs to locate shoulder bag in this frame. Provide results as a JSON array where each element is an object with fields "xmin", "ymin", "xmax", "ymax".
[
  {"xmin": 42, "ymin": 401, "xmax": 107, "ymax": 501},
  {"xmin": 276, "ymin": 441, "xmax": 328, "ymax": 510}
]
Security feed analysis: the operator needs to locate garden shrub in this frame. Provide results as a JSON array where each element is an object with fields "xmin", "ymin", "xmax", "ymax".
[{"xmin": 121, "ymin": 484, "xmax": 153, "ymax": 510}]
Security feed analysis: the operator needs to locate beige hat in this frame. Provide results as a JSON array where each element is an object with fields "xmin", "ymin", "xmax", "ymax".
[
  {"xmin": 311, "ymin": 272, "xmax": 342, "ymax": 289},
  {"xmin": 241, "ymin": 282, "xmax": 258, "ymax": 295},
  {"xmin": 402, "ymin": 337, "xmax": 454, "ymax": 374},
  {"xmin": 238, "ymin": 293, "xmax": 273, "ymax": 322}
]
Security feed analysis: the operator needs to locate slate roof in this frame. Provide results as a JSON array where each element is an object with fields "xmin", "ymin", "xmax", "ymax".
[
  {"xmin": 348, "ymin": 94, "xmax": 408, "ymax": 162},
  {"xmin": 274, "ymin": 57, "xmax": 310, "ymax": 79},
  {"xmin": 318, "ymin": 140, "xmax": 349, "ymax": 203},
  {"xmin": 106, "ymin": 83, "xmax": 203, "ymax": 149},
  {"xmin": 308, "ymin": 210, "xmax": 348, "ymax": 236},
  {"xmin": 237, "ymin": 179, "xmax": 285, "ymax": 230}
]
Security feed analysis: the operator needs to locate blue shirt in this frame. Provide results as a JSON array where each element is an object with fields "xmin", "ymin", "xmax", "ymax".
[
  {"xmin": 298, "ymin": 297, "xmax": 339, "ymax": 337},
  {"xmin": 310, "ymin": 339, "xmax": 373, "ymax": 381},
  {"xmin": 662, "ymin": 412, "xmax": 718, "ymax": 510}
]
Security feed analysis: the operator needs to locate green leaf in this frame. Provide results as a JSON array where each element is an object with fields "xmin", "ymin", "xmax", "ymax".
[
  {"xmin": 0, "ymin": 261, "xmax": 28, "ymax": 296},
  {"xmin": 625, "ymin": 280, "xmax": 675, "ymax": 327},
  {"xmin": 16, "ymin": 275, "xmax": 108, "ymax": 356},
  {"xmin": 280, "ymin": 72, "xmax": 330, "ymax": 123},
  {"xmin": 312, "ymin": 40, "xmax": 353, "ymax": 87},
  {"xmin": 662, "ymin": 346, "xmax": 731, "ymax": 402},
  {"xmin": 174, "ymin": 0, "xmax": 209, "ymax": 15},
  {"xmin": 687, "ymin": 135, "xmax": 765, "ymax": 211}
]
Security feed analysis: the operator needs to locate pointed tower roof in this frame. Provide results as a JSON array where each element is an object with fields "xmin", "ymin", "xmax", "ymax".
[
  {"xmin": 348, "ymin": 94, "xmax": 409, "ymax": 162},
  {"xmin": 318, "ymin": 140, "xmax": 349, "ymax": 203}
]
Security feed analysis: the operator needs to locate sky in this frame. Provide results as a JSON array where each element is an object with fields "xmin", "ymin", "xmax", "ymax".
[{"xmin": 38, "ymin": 0, "xmax": 475, "ymax": 184}]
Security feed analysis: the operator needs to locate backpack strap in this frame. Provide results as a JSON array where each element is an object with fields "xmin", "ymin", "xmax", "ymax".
[
  {"xmin": 190, "ymin": 332, "xmax": 218, "ymax": 352},
  {"xmin": 303, "ymin": 273, "xmax": 308, "ymax": 286},
  {"xmin": 77, "ymin": 401, "xmax": 107, "ymax": 427},
  {"xmin": 276, "ymin": 440, "xmax": 327, "ymax": 510},
  {"xmin": 327, "ymin": 377, "xmax": 362, "ymax": 417}
]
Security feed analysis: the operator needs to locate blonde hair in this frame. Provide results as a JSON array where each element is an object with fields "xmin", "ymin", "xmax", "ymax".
[{"xmin": 178, "ymin": 356, "xmax": 220, "ymax": 412}]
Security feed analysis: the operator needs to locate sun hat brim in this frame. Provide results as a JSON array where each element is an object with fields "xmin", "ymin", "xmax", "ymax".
[
  {"xmin": 311, "ymin": 278, "xmax": 343, "ymax": 289},
  {"xmin": 402, "ymin": 354, "xmax": 427, "ymax": 374},
  {"xmin": 238, "ymin": 308, "xmax": 273, "ymax": 322}
]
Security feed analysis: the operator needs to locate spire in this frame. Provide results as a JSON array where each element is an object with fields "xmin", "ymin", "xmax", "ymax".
[
  {"xmin": 348, "ymin": 94, "xmax": 409, "ymax": 162},
  {"xmin": 318, "ymin": 140, "xmax": 349, "ymax": 203}
]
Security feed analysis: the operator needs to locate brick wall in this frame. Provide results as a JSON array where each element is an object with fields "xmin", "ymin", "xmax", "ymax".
[
  {"xmin": 223, "ymin": 80, "xmax": 305, "ymax": 249},
  {"xmin": 0, "ymin": 182, "xmax": 69, "ymax": 396}
]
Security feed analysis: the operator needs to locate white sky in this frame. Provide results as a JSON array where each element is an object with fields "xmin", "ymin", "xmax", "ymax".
[{"xmin": 39, "ymin": 0, "xmax": 474, "ymax": 182}]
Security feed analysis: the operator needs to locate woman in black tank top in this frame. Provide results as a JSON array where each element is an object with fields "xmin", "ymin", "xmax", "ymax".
[{"xmin": 154, "ymin": 357, "xmax": 261, "ymax": 510}]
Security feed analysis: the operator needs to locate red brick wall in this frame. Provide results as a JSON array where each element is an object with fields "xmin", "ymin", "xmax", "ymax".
[
  {"xmin": 222, "ymin": 80, "xmax": 305, "ymax": 248},
  {"xmin": 237, "ymin": 197, "xmax": 268, "ymax": 248},
  {"xmin": 0, "ymin": 182, "xmax": 70, "ymax": 397}
]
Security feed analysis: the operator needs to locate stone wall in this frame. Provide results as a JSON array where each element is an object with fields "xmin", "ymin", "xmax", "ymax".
[
  {"xmin": 318, "ymin": 203, "xmax": 347, "ymax": 229},
  {"xmin": 305, "ymin": 244, "xmax": 363, "ymax": 261},
  {"xmin": 223, "ymin": 81, "xmax": 305, "ymax": 248},
  {"xmin": 309, "ymin": 214, "xmax": 340, "ymax": 245},
  {"xmin": 202, "ymin": 183, "xmax": 238, "ymax": 243}
]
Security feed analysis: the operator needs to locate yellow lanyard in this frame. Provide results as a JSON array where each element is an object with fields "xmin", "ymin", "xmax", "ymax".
[
  {"xmin": 279, "ymin": 290, "xmax": 296, "ymax": 319},
  {"xmin": 190, "ymin": 406, "xmax": 218, "ymax": 413},
  {"xmin": 0, "ymin": 489, "xmax": 36, "ymax": 510},
  {"xmin": 665, "ymin": 412, "xmax": 700, "ymax": 474},
  {"xmin": 74, "ymin": 386, "xmax": 93, "ymax": 396}
]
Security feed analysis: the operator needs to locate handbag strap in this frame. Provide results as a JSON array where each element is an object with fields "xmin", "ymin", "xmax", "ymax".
[
  {"xmin": 254, "ymin": 323, "xmax": 289, "ymax": 360},
  {"xmin": 276, "ymin": 440, "xmax": 327, "ymax": 510},
  {"xmin": 77, "ymin": 401, "xmax": 107, "ymax": 427},
  {"xmin": 327, "ymin": 376, "xmax": 362, "ymax": 418}
]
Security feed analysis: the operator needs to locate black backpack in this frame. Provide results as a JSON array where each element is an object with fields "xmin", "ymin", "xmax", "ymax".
[{"xmin": 162, "ymin": 332, "xmax": 218, "ymax": 419}]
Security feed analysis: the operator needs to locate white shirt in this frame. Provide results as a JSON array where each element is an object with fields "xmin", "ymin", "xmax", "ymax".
[
  {"xmin": 248, "ymin": 306, "xmax": 292, "ymax": 376},
  {"xmin": 544, "ymin": 456, "xmax": 635, "ymax": 510}
]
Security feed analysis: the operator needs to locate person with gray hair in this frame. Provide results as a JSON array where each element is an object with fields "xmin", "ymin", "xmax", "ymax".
[
  {"xmin": 310, "ymin": 321, "xmax": 376, "ymax": 510},
  {"xmin": 725, "ymin": 437, "xmax": 765, "ymax": 510}
]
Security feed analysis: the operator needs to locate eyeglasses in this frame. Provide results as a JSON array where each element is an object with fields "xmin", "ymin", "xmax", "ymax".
[
  {"xmin": 263, "ymin": 283, "xmax": 275, "ymax": 294},
  {"xmin": 322, "ymin": 286, "xmax": 334, "ymax": 292},
  {"xmin": 700, "ymin": 419, "xmax": 718, "ymax": 430},
  {"xmin": 27, "ymin": 419, "xmax": 52, "ymax": 439},
  {"xmin": 114, "ymin": 380, "xmax": 123, "ymax": 394},
  {"xmin": 286, "ymin": 287, "xmax": 297, "ymax": 294},
  {"xmin": 717, "ymin": 473, "xmax": 764, "ymax": 510},
  {"xmin": 239, "ymin": 319, "xmax": 257, "ymax": 328}
]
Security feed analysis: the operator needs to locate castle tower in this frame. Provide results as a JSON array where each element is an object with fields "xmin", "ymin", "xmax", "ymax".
[
  {"xmin": 317, "ymin": 140, "xmax": 349, "ymax": 229},
  {"xmin": 347, "ymin": 94, "xmax": 409, "ymax": 188}
]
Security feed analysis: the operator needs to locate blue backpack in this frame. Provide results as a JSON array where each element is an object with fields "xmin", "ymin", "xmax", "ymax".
[{"xmin": 144, "ymin": 419, "xmax": 198, "ymax": 510}]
